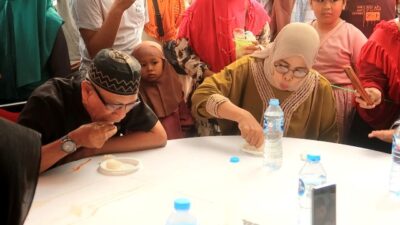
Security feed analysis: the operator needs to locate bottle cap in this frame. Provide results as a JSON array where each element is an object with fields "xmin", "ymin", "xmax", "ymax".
[
  {"xmin": 229, "ymin": 156, "xmax": 240, "ymax": 163},
  {"xmin": 306, "ymin": 154, "xmax": 321, "ymax": 162},
  {"xmin": 174, "ymin": 198, "xmax": 191, "ymax": 211},
  {"xmin": 269, "ymin": 98, "xmax": 279, "ymax": 106}
]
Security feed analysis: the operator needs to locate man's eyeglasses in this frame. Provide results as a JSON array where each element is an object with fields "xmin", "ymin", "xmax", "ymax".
[
  {"xmin": 91, "ymin": 83, "xmax": 141, "ymax": 112},
  {"xmin": 274, "ymin": 62, "xmax": 309, "ymax": 78}
]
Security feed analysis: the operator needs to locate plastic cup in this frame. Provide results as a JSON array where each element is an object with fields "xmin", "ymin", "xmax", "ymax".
[{"xmin": 233, "ymin": 28, "xmax": 256, "ymax": 59}]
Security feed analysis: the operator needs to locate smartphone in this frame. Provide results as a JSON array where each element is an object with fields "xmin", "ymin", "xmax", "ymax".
[
  {"xmin": 311, "ymin": 183, "xmax": 336, "ymax": 225},
  {"xmin": 343, "ymin": 66, "xmax": 373, "ymax": 105}
]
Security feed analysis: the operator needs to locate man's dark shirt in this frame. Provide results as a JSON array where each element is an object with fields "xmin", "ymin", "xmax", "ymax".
[
  {"xmin": 18, "ymin": 76, "xmax": 158, "ymax": 145},
  {"xmin": 341, "ymin": 0, "xmax": 396, "ymax": 37}
]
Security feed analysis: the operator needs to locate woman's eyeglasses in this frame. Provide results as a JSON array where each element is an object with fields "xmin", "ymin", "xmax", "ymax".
[
  {"xmin": 274, "ymin": 63, "xmax": 309, "ymax": 78},
  {"xmin": 91, "ymin": 83, "xmax": 141, "ymax": 112}
]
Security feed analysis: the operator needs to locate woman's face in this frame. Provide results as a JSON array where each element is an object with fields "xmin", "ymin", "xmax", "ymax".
[
  {"xmin": 138, "ymin": 55, "xmax": 164, "ymax": 82},
  {"xmin": 269, "ymin": 56, "xmax": 309, "ymax": 92},
  {"xmin": 310, "ymin": 0, "xmax": 346, "ymax": 27}
]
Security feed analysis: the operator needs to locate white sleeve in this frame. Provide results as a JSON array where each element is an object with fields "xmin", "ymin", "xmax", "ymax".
[
  {"xmin": 72, "ymin": 0, "xmax": 103, "ymax": 31},
  {"xmin": 143, "ymin": 0, "xmax": 149, "ymax": 24}
]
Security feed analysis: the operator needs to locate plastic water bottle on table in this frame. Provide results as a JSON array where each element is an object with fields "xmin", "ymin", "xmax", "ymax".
[
  {"xmin": 166, "ymin": 198, "xmax": 197, "ymax": 225},
  {"xmin": 263, "ymin": 98, "xmax": 284, "ymax": 170},
  {"xmin": 298, "ymin": 154, "xmax": 327, "ymax": 208}
]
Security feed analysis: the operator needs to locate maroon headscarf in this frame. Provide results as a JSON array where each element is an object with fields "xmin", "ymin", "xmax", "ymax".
[{"xmin": 133, "ymin": 41, "xmax": 183, "ymax": 118}]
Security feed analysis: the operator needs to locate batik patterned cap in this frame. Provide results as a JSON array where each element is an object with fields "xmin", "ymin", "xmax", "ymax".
[{"xmin": 88, "ymin": 49, "xmax": 141, "ymax": 95}]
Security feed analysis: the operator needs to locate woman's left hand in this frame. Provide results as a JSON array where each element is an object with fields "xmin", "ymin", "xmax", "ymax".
[
  {"xmin": 242, "ymin": 41, "xmax": 262, "ymax": 56},
  {"xmin": 368, "ymin": 129, "xmax": 395, "ymax": 143}
]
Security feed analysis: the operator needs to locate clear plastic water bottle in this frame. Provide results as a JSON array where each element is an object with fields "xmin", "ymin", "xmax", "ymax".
[
  {"xmin": 166, "ymin": 198, "xmax": 197, "ymax": 225},
  {"xmin": 298, "ymin": 154, "xmax": 327, "ymax": 208},
  {"xmin": 263, "ymin": 98, "xmax": 284, "ymax": 170},
  {"xmin": 389, "ymin": 126, "xmax": 400, "ymax": 196}
]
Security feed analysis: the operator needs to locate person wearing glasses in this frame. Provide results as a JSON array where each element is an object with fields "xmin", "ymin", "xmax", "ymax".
[
  {"xmin": 191, "ymin": 23, "xmax": 338, "ymax": 149},
  {"xmin": 18, "ymin": 49, "xmax": 167, "ymax": 173}
]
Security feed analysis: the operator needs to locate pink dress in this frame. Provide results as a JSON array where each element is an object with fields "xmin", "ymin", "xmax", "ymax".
[{"xmin": 312, "ymin": 20, "xmax": 367, "ymax": 142}]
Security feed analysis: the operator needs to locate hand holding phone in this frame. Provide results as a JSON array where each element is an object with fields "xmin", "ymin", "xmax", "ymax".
[
  {"xmin": 343, "ymin": 66, "xmax": 373, "ymax": 105},
  {"xmin": 354, "ymin": 87, "xmax": 382, "ymax": 109}
]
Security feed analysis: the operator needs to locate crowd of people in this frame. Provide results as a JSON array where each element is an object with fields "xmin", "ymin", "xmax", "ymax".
[{"xmin": 0, "ymin": 1, "xmax": 399, "ymax": 223}]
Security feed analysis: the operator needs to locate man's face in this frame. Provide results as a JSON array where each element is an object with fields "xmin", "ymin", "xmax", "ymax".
[{"xmin": 81, "ymin": 80, "xmax": 140, "ymax": 123}]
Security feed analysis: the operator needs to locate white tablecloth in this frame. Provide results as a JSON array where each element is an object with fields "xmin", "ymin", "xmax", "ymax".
[{"xmin": 25, "ymin": 136, "xmax": 400, "ymax": 225}]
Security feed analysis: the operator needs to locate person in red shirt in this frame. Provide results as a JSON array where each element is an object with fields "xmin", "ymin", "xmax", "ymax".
[{"xmin": 350, "ymin": 3, "xmax": 399, "ymax": 152}]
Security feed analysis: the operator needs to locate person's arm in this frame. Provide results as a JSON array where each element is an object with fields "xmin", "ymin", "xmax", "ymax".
[
  {"xmin": 368, "ymin": 117, "xmax": 400, "ymax": 143},
  {"xmin": 355, "ymin": 42, "xmax": 388, "ymax": 122},
  {"xmin": 85, "ymin": 121, "xmax": 167, "ymax": 153},
  {"xmin": 355, "ymin": 87, "xmax": 382, "ymax": 109},
  {"xmin": 191, "ymin": 56, "xmax": 264, "ymax": 147},
  {"xmin": 39, "ymin": 121, "xmax": 167, "ymax": 172},
  {"xmin": 241, "ymin": 22, "xmax": 271, "ymax": 56},
  {"xmin": 75, "ymin": 0, "xmax": 136, "ymax": 58},
  {"xmin": 39, "ymin": 122, "xmax": 118, "ymax": 172},
  {"xmin": 216, "ymin": 101, "xmax": 264, "ymax": 148},
  {"xmin": 175, "ymin": 38, "xmax": 214, "ymax": 85},
  {"xmin": 368, "ymin": 129, "xmax": 395, "ymax": 143},
  {"xmin": 40, "ymin": 141, "xmax": 70, "ymax": 173}
]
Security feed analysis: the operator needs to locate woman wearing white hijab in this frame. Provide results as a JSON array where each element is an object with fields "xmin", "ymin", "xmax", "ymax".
[{"xmin": 191, "ymin": 23, "xmax": 338, "ymax": 148}]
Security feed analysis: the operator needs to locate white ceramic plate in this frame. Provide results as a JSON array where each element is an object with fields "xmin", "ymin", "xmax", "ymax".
[{"xmin": 98, "ymin": 158, "xmax": 141, "ymax": 176}]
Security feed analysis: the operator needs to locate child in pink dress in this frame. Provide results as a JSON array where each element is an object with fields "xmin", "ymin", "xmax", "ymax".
[
  {"xmin": 310, "ymin": 0, "xmax": 367, "ymax": 142},
  {"xmin": 133, "ymin": 41, "xmax": 194, "ymax": 139}
]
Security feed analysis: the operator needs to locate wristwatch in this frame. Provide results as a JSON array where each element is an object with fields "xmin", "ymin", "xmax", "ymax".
[{"xmin": 60, "ymin": 135, "xmax": 77, "ymax": 153}]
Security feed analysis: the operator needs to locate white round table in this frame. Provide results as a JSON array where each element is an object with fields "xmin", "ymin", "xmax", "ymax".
[{"xmin": 24, "ymin": 136, "xmax": 400, "ymax": 225}]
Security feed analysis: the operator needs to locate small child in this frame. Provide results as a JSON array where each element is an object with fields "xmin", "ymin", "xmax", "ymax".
[
  {"xmin": 309, "ymin": 0, "xmax": 367, "ymax": 142},
  {"xmin": 133, "ymin": 41, "xmax": 194, "ymax": 139}
]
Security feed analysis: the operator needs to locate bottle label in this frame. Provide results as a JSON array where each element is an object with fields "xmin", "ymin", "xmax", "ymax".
[
  {"xmin": 298, "ymin": 179, "xmax": 305, "ymax": 196},
  {"xmin": 263, "ymin": 117, "xmax": 284, "ymax": 133}
]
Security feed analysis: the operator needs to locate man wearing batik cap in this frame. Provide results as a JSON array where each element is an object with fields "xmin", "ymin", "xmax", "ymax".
[{"xmin": 19, "ymin": 49, "xmax": 167, "ymax": 173}]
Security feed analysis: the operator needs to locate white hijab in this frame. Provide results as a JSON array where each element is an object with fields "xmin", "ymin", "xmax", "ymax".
[{"xmin": 253, "ymin": 22, "xmax": 320, "ymax": 77}]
